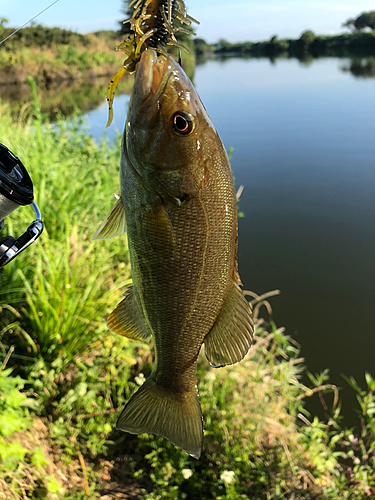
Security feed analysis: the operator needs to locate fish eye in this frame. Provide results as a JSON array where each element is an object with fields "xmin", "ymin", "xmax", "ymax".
[{"xmin": 171, "ymin": 111, "xmax": 194, "ymax": 136}]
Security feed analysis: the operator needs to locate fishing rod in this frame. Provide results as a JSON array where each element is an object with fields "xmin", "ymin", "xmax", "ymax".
[{"xmin": 0, "ymin": 144, "xmax": 43, "ymax": 268}]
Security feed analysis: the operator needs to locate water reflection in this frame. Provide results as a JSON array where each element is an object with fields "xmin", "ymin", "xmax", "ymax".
[
  {"xmin": 198, "ymin": 54, "xmax": 375, "ymax": 80},
  {"xmin": 0, "ymin": 74, "xmax": 134, "ymax": 120},
  {"xmin": 341, "ymin": 57, "xmax": 375, "ymax": 78}
]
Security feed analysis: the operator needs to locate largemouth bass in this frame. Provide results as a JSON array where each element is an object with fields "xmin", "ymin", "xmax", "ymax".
[{"xmin": 95, "ymin": 50, "xmax": 253, "ymax": 459}]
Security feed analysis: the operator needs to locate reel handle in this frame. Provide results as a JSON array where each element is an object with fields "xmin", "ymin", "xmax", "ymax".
[{"xmin": 0, "ymin": 201, "xmax": 43, "ymax": 268}]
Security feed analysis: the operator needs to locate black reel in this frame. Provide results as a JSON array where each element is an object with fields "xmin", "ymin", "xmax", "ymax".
[{"xmin": 0, "ymin": 143, "xmax": 43, "ymax": 268}]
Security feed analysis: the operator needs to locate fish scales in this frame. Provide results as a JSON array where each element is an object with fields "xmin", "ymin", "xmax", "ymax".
[
  {"xmin": 126, "ymin": 150, "xmax": 237, "ymax": 392},
  {"xmin": 94, "ymin": 50, "xmax": 253, "ymax": 458}
]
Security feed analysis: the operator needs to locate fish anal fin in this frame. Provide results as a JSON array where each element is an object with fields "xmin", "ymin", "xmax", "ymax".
[
  {"xmin": 107, "ymin": 287, "xmax": 151, "ymax": 342},
  {"xmin": 93, "ymin": 197, "xmax": 126, "ymax": 240},
  {"xmin": 117, "ymin": 377, "xmax": 203, "ymax": 459},
  {"xmin": 204, "ymin": 280, "xmax": 254, "ymax": 368}
]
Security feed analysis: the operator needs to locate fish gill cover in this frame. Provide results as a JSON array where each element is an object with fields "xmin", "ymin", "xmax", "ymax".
[{"xmin": 106, "ymin": 0, "xmax": 199, "ymax": 127}]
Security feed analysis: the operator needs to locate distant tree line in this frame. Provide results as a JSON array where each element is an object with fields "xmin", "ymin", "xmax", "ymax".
[
  {"xmin": 212, "ymin": 31, "xmax": 375, "ymax": 59},
  {"xmin": 196, "ymin": 10, "xmax": 375, "ymax": 60}
]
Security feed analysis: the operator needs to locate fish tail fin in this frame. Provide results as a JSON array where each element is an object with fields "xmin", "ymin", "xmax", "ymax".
[{"xmin": 116, "ymin": 378, "xmax": 203, "ymax": 459}]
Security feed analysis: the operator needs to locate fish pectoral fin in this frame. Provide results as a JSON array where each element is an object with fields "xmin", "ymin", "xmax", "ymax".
[
  {"xmin": 204, "ymin": 280, "xmax": 254, "ymax": 368},
  {"xmin": 117, "ymin": 377, "xmax": 203, "ymax": 459},
  {"xmin": 143, "ymin": 200, "xmax": 175, "ymax": 251},
  {"xmin": 92, "ymin": 197, "xmax": 126, "ymax": 240},
  {"xmin": 107, "ymin": 287, "xmax": 151, "ymax": 342}
]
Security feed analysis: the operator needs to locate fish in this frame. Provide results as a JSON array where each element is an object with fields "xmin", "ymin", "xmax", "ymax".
[{"xmin": 94, "ymin": 49, "xmax": 253, "ymax": 459}]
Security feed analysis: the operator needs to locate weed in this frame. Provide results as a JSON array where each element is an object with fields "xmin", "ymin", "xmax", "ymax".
[{"xmin": 0, "ymin": 350, "xmax": 62, "ymax": 498}]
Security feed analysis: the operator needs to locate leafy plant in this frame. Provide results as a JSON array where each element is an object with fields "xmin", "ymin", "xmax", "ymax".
[
  {"xmin": 0, "ymin": 353, "xmax": 61, "ymax": 499},
  {"xmin": 0, "ymin": 366, "xmax": 34, "ymax": 438}
]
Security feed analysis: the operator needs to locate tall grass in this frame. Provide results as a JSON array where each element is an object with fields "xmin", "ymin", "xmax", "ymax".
[{"xmin": 0, "ymin": 94, "xmax": 131, "ymax": 363}]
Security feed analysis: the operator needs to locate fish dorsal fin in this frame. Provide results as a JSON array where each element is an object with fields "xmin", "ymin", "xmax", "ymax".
[
  {"xmin": 107, "ymin": 287, "xmax": 151, "ymax": 342},
  {"xmin": 204, "ymin": 280, "xmax": 254, "ymax": 368},
  {"xmin": 93, "ymin": 197, "xmax": 126, "ymax": 240}
]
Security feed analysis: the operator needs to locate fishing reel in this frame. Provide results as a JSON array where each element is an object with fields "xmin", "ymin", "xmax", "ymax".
[{"xmin": 0, "ymin": 143, "xmax": 43, "ymax": 268}]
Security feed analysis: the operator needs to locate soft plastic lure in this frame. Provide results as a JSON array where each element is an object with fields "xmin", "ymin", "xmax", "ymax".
[{"xmin": 106, "ymin": 0, "xmax": 198, "ymax": 127}]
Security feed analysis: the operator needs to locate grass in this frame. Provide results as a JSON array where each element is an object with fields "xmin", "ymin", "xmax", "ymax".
[
  {"xmin": 0, "ymin": 96, "xmax": 374, "ymax": 499},
  {"xmin": 0, "ymin": 28, "xmax": 127, "ymax": 85},
  {"xmin": 0, "ymin": 91, "xmax": 131, "ymax": 362}
]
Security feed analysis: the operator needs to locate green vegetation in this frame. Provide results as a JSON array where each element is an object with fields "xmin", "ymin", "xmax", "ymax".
[
  {"xmin": 1, "ymin": 6, "xmax": 375, "ymax": 93},
  {"xmin": 0, "ymin": 20, "xmax": 194, "ymax": 108},
  {"xmin": 195, "ymin": 11, "xmax": 375, "ymax": 61},
  {"xmin": 0, "ymin": 22, "xmax": 91, "ymax": 48},
  {"xmin": 0, "ymin": 23, "xmax": 125, "ymax": 85},
  {"xmin": 0, "ymin": 95, "xmax": 375, "ymax": 499},
  {"xmin": 343, "ymin": 11, "xmax": 375, "ymax": 32},
  {"xmin": 212, "ymin": 30, "xmax": 375, "ymax": 60}
]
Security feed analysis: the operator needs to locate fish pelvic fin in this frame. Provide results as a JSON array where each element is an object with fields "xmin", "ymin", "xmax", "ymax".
[
  {"xmin": 117, "ymin": 378, "xmax": 203, "ymax": 459},
  {"xmin": 204, "ymin": 279, "xmax": 254, "ymax": 368},
  {"xmin": 92, "ymin": 197, "xmax": 126, "ymax": 240},
  {"xmin": 107, "ymin": 287, "xmax": 151, "ymax": 342}
]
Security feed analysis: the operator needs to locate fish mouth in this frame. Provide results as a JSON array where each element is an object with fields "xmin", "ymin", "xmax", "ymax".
[{"xmin": 136, "ymin": 49, "xmax": 176, "ymax": 105}]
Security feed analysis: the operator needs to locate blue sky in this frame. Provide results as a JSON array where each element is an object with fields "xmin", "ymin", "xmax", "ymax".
[{"xmin": 1, "ymin": 0, "xmax": 374, "ymax": 42}]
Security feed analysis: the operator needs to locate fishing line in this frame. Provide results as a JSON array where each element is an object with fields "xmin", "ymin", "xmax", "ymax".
[{"xmin": 0, "ymin": 0, "xmax": 60, "ymax": 46}]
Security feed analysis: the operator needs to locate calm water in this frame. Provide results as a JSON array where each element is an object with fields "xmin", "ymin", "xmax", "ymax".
[{"xmin": 87, "ymin": 57, "xmax": 375, "ymax": 423}]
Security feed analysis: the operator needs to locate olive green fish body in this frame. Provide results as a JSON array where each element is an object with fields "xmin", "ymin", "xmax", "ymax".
[
  {"xmin": 123, "ymin": 132, "xmax": 238, "ymax": 393},
  {"xmin": 96, "ymin": 50, "xmax": 253, "ymax": 458}
]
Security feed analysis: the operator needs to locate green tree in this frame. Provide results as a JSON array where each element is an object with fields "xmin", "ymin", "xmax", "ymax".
[
  {"xmin": 194, "ymin": 37, "xmax": 209, "ymax": 56},
  {"xmin": 296, "ymin": 30, "xmax": 316, "ymax": 56},
  {"xmin": 343, "ymin": 11, "xmax": 375, "ymax": 31},
  {"xmin": 299, "ymin": 30, "xmax": 315, "ymax": 46}
]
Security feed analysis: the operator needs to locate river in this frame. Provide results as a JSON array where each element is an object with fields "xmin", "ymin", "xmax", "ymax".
[
  {"xmin": 200, "ymin": 56, "xmax": 375, "ymax": 424},
  {"xmin": 5, "ymin": 56, "xmax": 375, "ymax": 424}
]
